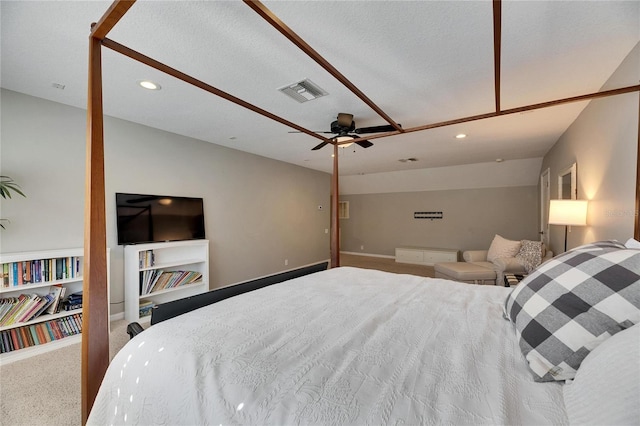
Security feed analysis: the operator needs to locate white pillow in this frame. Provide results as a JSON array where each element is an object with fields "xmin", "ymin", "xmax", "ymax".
[
  {"xmin": 563, "ymin": 323, "xmax": 640, "ymax": 425},
  {"xmin": 625, "ymin": 238, "xmax": 640, "ymax": 249},
  {"xmin": 486, "ymin": 234, "xmax": 521, "ymax": 263}
]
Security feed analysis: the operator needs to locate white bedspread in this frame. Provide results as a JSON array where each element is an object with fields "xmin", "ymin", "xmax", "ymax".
[{"xmin": 89, "ymin": 267, "xmax": 568, "ymax": 425}]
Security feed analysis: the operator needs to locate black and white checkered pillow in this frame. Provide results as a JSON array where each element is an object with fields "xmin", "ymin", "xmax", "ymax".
[{"xmin": 504, "ymin": 241, "xmax": 640, "ymax": 382}]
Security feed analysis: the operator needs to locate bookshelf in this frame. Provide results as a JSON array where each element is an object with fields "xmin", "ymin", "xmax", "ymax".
[
  {"xmin": 124, "ymin": 240, "xmax": 209, "ymax": 323},
  {"xmin": 0, "ymin": 247, "xmax": 110, "ymax": 364}
]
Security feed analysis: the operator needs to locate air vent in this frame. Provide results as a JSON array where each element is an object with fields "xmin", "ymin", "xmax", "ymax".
[{"xmin": 279, "ymin": 79, "xmax": 328, "ymax": 103}]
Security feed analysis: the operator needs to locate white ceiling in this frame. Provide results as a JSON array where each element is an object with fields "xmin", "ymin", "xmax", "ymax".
[{"xmin": 1, "ymin": 1, "xmax": 639, "ymax": 176}]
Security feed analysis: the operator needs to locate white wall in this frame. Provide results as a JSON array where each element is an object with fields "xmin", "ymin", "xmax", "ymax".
[
  {"xmin": 0, "ymin": 89, "xmax": 331, "ymax": 315},
  {"xmin": 541, "ymin": 43, "xmax": 639, "ymax": 253}
]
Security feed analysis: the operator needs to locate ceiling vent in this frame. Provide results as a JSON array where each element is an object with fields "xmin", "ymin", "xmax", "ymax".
[{"xmin": 279, "ymin": 79, "xmax": 328, "ymax": 103}]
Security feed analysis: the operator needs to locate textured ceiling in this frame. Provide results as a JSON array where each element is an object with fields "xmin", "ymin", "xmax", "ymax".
[{"xmin": 1, "ymin": 1, "xmax": 639, "ymax": 176}]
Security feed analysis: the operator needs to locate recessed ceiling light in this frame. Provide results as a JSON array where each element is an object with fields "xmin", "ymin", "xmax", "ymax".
[
  {"xmin": 455, "ymin": 133, "xmax": 467, "ymax": 139},
  {"xmin": 496, "ymin": 158, "xmax": 504, "ymax": 162},
  {"xmin": 138, "ymin": 80, "xmax": 161, "ymax": 90}
]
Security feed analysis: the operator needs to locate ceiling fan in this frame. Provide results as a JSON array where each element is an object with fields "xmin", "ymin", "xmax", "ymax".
[{"xmin": 291, "ymin": 113, "xmax": 400, "ymax": 151}]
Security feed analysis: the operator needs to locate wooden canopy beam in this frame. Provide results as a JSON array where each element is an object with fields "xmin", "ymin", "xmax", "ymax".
[
  {"xmin": 333, "ymin": 84, "xmax": 640, "ymax": 143},
  {"xmin": 89, "ymin": 0, "xmax": 135, "ymax": 40},
  {"xmin": 101, "ymin": 38, "xmax": 331, "ymax": 144},
  {"xmin": 243, "ymin": 0, "xmax": 403, "ymax": 133}
]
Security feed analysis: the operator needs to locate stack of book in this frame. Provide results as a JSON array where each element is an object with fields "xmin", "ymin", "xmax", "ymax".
[
  {"xmin": 140, "ymin": 270, "xmax": 203, "ymax": 295},
  {"xmin": 139, "ymin": 299, "xmax": 155, "ymax": 318},
  {"xmin": 62, "ymin": 291, "xmax": 82, "ymax": 311},
  {"xmin": 0, "ymin": 285, "xmax": 66, "ymax": 326},
  {"xmin": 0, "ymin": 312, "xmax": 83, "ymax": 354}
]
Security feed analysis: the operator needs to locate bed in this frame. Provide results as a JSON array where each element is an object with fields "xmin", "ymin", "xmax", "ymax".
[
  {"xmin": 89, "ymin": 267, "xmax": 566, "ymax": 425},
  {"xmin": 87, "ymin": 240, "xmax": 640, "ymax": 425}
]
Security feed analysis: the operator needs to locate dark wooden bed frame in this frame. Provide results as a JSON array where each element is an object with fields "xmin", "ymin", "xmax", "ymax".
[
  {"xmin": 126, "ymin": 261, "xmax": 328, "ymax": 338},
  {"xmin": 82, "ymin": 1, "xmax": 640, "ymax": 423}
]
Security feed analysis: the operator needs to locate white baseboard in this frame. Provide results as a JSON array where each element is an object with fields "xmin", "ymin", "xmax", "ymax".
[
  {"xmin": 110, "ymin": 311, "xmax": 125, "ymax": 322},
  {"xmin": 341, "ymin": 251, "xmax": 395, "ymax": 259}
]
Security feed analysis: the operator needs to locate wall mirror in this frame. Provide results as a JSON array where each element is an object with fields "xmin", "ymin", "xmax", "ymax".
[{"xmin": 558, "ymin": 162, "xmax": 577, "ymax": 200}]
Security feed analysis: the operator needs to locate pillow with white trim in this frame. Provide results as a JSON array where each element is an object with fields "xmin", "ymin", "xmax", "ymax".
[
  {"xmin": 504, "ymin": 241, "xmax": 640, "ymax": 382},
  {"xmin": 563, "ymin": 322, "xmax": 640, "ymax": 425},
  {"xmin": 487, "ymin": 234, "xmax": 521, "ymax": 263}
]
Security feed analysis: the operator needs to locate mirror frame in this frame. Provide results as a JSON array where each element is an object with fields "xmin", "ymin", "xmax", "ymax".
[{"xmin": 558, "ymin": 162, "xmax": 577, "ymax": 200}]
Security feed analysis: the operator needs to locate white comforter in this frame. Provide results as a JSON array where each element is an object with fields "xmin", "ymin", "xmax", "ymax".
[{"xmin": 89, "ymin": 267, "xmax": 567, "ymax": 425}]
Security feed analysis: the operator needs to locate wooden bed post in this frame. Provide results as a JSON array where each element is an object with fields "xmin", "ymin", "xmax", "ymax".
[
  {"xmin": 635, "ymin": 90, "xmax": 640, "ymax": 240},
  {"xmin": 331, "ymin": 144, "xmax": 340, "ymax": 268},
  {"xmin": 82, "ymin": 34, "xmax": 109, "ymax": 425},
  {"xmin": 83, "ymin": 2, "xmax": 136, "ymax": 424}
]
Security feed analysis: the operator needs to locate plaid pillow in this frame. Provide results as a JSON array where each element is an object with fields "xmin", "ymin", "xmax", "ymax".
[{"xmin": 504, "ymin": 242, "xmax": 640, "ymax": 382}]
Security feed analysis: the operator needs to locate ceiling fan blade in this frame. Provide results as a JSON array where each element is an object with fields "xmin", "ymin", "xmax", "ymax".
[
  {"xmin": 311, "ymin": 141, "xmax": 330, "ymax": 151},
  {"xmin": 336, "ymin": 113, "xmax": 354, "ymax": 128},
  {"xmin": 354, "ymin": 124, "xmax": 400, "ymax": 134},
  {"xmin": 288, "ymin": 131, "xmax": 334, "ymax": 134},
  {"xmin": 355, "ymin": 140, "xmax": 373, "ymax": 148}
]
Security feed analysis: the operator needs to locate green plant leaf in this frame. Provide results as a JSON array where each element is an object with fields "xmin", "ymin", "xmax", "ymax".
[{"xmin": 0, "ymin": 176, "xmax": 26, "ymax": 199}]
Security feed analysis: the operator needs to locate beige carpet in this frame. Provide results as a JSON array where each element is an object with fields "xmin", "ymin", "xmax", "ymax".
[
  {"xmin": 0, "ymin": 254, "xmax": 432, "ymax": 425},
  {"xmin": 0, "ymin": 319, "xmax": 134, "ymax": 426},
  {"xmin": 341, "ymin": 253, "xmax": 435, "ymax": 277}
]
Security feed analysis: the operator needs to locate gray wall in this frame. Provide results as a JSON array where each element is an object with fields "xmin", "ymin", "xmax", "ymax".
[
  {"xmin": 340, "ymin": 185, "xmax": 539, "ymax": 256},
  {"xmin": 541, "ymin": 43, "xmax": 639, "ymax": 253},
  {"xmin": 0, "ymin": 89, "xmax": 331, "ymax": 315}
]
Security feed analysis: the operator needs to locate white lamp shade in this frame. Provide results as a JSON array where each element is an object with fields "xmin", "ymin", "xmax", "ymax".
[{"xmin": 548, "ymin": 199, "xmax": 588, "ymax": 226}]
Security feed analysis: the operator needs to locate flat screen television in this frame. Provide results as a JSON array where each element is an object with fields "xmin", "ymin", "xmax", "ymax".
[{"xmin": 116, "ymin": 193, "xmax": 205, "ymax": 245}]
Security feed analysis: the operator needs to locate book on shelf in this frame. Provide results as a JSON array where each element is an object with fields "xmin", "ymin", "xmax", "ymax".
[
  {"xmin": 45, "ymin": 285, "xmax": 64, "ymax": 315},
  {"xmin": 0, "ymin": 312, "xmax": 84, "ymax": 354},
  {"xmin": 0, "ymin": 256, "xmax": 81, "ymax": 288},
  {"xmin": 139, "ymin": 299, "xmax": 155, "ymax": 317},
  {"xmin": 15, "ymin": 294, "xmax": 44, "ymax": 323},
  {"xmin": 140, "ymin": 270, "xmax": 203, "ymax": 295},
  {"xmin": 0, "ymin": 294, "xmax": 30, "ymax": 326},
  {"xmin": 0, "ymin": 285, "xmax": 69, "ymax": 326},
  {"xmin": 29, "ymin": 293, "xmax": 56, "ymax": 319},
  {"xmin": 139, "ymin": 250, "xmax": 155, "ymax": 268},
  {"xmin": 63, "ymin": 291, "xmax": 83, "ymax": 311}
]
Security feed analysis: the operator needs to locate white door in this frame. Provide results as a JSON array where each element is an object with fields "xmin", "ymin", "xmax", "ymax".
[{"xmin": 540, "ymin": 168, "xmax": 550, "ymax": 246}]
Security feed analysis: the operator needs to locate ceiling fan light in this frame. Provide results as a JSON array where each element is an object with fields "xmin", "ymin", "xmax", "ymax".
[{"xmin": 335, "ymin": 135, "xmax": 355, "ymax": 146}]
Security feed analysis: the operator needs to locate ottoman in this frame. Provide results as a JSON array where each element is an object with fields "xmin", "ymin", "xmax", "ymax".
[{"xmin": 434, "ymin": 261, "xmax": 497, "ymax": 285}]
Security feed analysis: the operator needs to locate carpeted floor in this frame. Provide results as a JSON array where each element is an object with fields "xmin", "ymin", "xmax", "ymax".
[
  {"xmin": 0, "ymin": 254, "xmax": 433, "ymax": 425},
  {"xmin": 341, "ymin": 253, "xmax": 435, "ymax": 277},
  {"xmin": 0, "ymin": 319, "xmax": 134, "ymax": 426}
]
